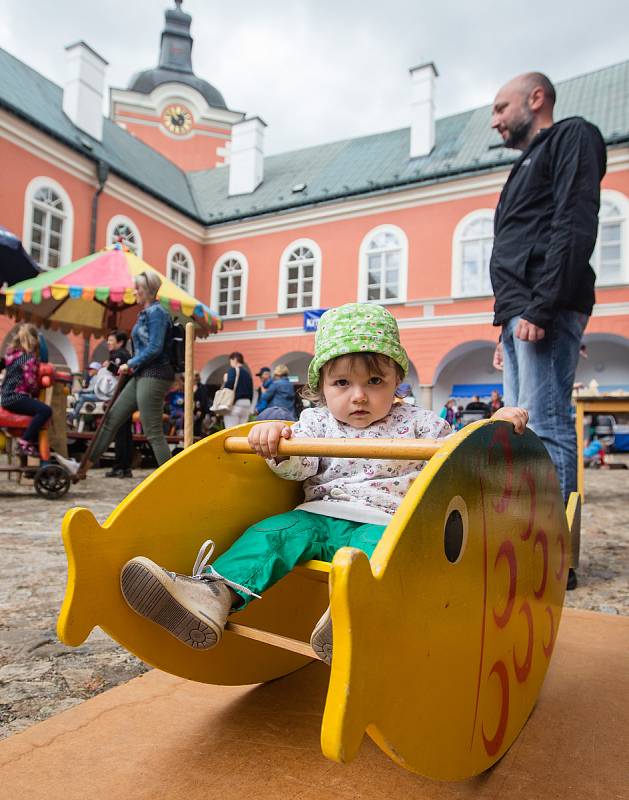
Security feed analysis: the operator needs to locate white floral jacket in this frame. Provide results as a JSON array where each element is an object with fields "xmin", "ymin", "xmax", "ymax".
[{"xmin": 268, "ymin": 403, "xmax": 451, "ymax": 524}]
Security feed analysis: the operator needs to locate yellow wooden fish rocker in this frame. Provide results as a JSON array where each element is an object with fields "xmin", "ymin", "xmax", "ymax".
[{"xmin": 57, "ymin": 418, "xmax": 580, "ymax": 782}]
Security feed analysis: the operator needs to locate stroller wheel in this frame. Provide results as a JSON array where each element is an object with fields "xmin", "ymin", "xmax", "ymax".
[{"xmin": 34, "ymin": 464, "xmax": 71, "ymax": 499}]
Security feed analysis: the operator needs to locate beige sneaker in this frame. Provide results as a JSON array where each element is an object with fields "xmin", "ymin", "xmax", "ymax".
[
  {"xmin": 120, "ymin": 556, "xmax": 233, "ymax": 649},
  {"xmin": 310, "ymin": 606, "xmax": 333, "ymax": 666}
]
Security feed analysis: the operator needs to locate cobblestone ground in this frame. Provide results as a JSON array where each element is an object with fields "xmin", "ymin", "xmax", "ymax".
[{"xmin": 0, "ymin": 462, "xmax": 627, "ymax": 740}]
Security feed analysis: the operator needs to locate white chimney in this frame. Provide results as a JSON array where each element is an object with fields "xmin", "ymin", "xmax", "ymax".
[
  {"xmin": 409, "ymin": 62, "xmax": 438, "ymax": 158},
  {"xmin": 228, "ymin": 117, "xmax": 267, "ymax": 196},
  {"xmin": 63, "ymin": 41, "xmax": 108, "ymax": 142}
]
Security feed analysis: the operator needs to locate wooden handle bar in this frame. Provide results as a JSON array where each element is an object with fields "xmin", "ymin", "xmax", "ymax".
[{"xmin": 223, "ymin": 436, "xmax": 441, "ymax": 460}]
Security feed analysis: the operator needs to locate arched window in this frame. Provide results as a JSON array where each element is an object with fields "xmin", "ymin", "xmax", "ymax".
[
  {"xmin": 105, "ymin": 215, "xmax": 143, "ymax": 257},
  {"xmin": 278, "ymin": 239, "xmax": 321, "ymax": 312},
  {"xmin": 452, "ymin": 210, "xmax": 494, "ymax": 298},
  {"xmin": 358, "ymin": 225, "xmax": 408, "ymax": 303},
  {"xmin": 167, "ymin": 244, "xmax": 195, "ymax": 294},
  {"xmin": 23, "ymin": 177, "xmax": 74, "ymax": 270},
  {"xmin": 593, "ymin": 191, "xmax": 628, "ymax": 286},
  {"xmin": 211, "ymin": 252, "xmax": 248, "ymax": 318}
]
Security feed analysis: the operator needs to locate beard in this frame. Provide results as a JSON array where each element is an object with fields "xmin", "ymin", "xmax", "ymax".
[{"xmin": 503, "ymin": 109, "xmax": 535, "ymax": 150}]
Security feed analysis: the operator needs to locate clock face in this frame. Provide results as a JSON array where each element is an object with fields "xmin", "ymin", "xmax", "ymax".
[{"xmin": 162, "ymin": 104, "xmax": 193, "ymax": 135}]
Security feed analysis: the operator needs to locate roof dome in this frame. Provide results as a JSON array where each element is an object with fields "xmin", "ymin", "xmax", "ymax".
[{"xmin": 128, "ymin": 1, "xmax": 227, "ymax": 110}]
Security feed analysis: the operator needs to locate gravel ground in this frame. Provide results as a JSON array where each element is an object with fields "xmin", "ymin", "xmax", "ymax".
[{"xmin": 0, "ymin": 460, "xmax": 627, "ymax": 740}]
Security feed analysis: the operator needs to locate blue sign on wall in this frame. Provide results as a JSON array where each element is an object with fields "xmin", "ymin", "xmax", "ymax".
[{"xmin": 304, "ymin": 309, "xmax": 327, "ymax": 331}]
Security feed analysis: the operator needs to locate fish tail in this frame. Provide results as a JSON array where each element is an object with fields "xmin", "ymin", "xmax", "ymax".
[
  {"xmin": 57, "ymin": 507, "xmax": 106, "ymax": 646},
  {"xmin": 321, "ymin": 547, "xmax": 375, "ymax": 764}
]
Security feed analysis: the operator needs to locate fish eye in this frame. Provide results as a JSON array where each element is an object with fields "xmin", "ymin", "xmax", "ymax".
[{"xmin": 443, "ymin": 497, "xmax": 468, "ymax": 564}]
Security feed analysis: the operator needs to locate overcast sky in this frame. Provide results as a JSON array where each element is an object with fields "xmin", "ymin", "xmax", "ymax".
[{"xmin": 1, "ymin": 0, "xmax": 628, "ymax": 155}]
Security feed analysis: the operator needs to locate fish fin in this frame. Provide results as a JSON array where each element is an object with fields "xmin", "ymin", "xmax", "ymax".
[
  {"xmin": 321, "ymin": 547, "xmax": 376, "ymax": 764},
  {"xmin": 57, "ymin": 507, "xmax": 104, "ymax": 646},
  {"xmin": 565, "ymin": 492, "xmax": 581, "ymax": 568}
]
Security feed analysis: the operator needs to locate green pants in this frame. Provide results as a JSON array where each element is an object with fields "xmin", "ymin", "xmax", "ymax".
[
  {"xmin": 211, "ymin": 509, "xmax": 386, "ymax": 608},
  {"xmin": 90, "ymin": 376, "xmax": 173, "ymax": 466}
]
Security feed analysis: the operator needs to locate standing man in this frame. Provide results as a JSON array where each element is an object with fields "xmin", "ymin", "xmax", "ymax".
[{"xmin": 490, "ymin": 72, "xmax": 607, "ymax": 590}]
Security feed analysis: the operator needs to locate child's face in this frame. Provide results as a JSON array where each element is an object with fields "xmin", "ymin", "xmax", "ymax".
[{"xmin": 322, "ymin": 355, "xmax": 399, "ymax": 428}]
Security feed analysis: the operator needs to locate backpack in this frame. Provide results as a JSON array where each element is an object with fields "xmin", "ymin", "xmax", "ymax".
[
  {"xmin": 168, "ymin": 321, "xmax": 186, "ymax": 374},
  {"xmin": 93, "ymin": 367, "xmax": 118, "ymax": 401}
]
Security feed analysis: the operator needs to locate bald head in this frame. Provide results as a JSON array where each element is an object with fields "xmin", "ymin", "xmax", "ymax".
[
  {"xmin": 492, "ymin": 72, "xmax": 556, "ymax": 150},
  {"xmin": 505, "ymin": 72, "xmax": 556, "ymax": 108}
]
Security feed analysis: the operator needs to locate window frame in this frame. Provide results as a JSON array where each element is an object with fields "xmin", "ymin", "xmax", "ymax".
[
  {"xmin": 211, "ymin": 250, "xmax": 248, "ymax": 319},
  {"xmin": 593, "ymin": 189, "xmax": 629, "ymax": 287},
  {"xmin": 105, "ymin": 215, "xmax": 143, "ymax": 258},
  {"xmin": 358, "ymin": 224, "xmax": 408, "ymax": 304},
  {"xmin": 451, "ymin": 209, "xmax": 495, "ymax": 299},
  {"xmin": 22, "ymin": 176, "xmax": 74, "ymax": 270},
  {"xmin": 277, "ymin": 238, "xmax": 322, "ymax": 314},
  {"xmin": 166, "ymin": 244, "xmax": 196, "ymax": 294}
]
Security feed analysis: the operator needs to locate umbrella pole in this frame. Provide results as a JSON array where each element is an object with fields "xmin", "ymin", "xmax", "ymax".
[
  {"xmin": 81, "ymin": 333, "xmax": 91, "ymax": 377},
  {"xmin": 184, "ymin": 322, "xmax": 195, "ymax": 449}
]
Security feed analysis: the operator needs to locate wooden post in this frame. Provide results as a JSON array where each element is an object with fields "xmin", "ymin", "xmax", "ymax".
[{"xmin": 183, "ymin": 322, "xmax": 195, "ymax": 449}]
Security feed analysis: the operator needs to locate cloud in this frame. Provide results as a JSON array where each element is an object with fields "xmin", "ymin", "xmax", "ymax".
[{"xmin": 0, "ymin": 0, "xmax": 627, "ymax": 155}]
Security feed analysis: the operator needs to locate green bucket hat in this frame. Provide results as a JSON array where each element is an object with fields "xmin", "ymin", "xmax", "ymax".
[{"xmin": 308, "ymin": 303, "xmax": 409, "ymax": 389}]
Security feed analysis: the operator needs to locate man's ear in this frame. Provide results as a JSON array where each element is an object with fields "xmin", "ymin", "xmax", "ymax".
[{"xmin": 528, "ymin": 85, "xmax": 545, "ymax": 113}]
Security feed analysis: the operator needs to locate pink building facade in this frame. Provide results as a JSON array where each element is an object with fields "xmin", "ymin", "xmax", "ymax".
[{"xmin": 1, "ymin": 4, "xmax": 628, "ymax": 411}]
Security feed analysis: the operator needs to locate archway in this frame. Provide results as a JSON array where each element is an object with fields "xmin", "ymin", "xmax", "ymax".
[
  {"xmin": 432, "ymin": 340, "xmax": 501, "ymax": 413},
  {"xmin": 270, "ymin": 351, "xmax": 313, "ymax": 385},
  {"xmin": 0, "ymin": 325, "xmax": 79, "ymax": 372},
  {"xmin": 577, "ymin": 333, "xmax": 629, "ymax": 391}
]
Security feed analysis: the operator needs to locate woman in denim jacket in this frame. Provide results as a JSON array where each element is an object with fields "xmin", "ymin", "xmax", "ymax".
[
  {"xmin": 76, "ymin": 271, "xmax": 174, "ymax": 478},
  {"xmin": 256, "ymin": 364, "xmax": 297, "ymax": 421}
]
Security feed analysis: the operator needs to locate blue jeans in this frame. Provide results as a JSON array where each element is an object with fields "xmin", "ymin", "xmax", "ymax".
[
  {"xmin": 2, "ymin": 396, "xmax": 52, "ymax": 442},
  {"xmin": 502, "ymin": 311, "xmax": 588, "ymax": 502}
]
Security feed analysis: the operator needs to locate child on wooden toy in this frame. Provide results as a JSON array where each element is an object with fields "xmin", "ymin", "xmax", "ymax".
[
  {"xmin": 121, "ymin": 304, "xmax": 528, "ymax": 664},
  {"xmin": 0, "ymin": 323, "xmax": 51, "ymax": 457}
]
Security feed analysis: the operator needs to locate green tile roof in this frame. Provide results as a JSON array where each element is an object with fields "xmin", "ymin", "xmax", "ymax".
[
  {"xmin": 0, "ymin": 47, "xmax": 202, "ymax": 220},
  {"xmin": 1, "ymin": 44, "xmax": 628, "ymax": 228},
  {"xmin": 190, "ymin": 59, "xmax": 629, "ymax": 224}
]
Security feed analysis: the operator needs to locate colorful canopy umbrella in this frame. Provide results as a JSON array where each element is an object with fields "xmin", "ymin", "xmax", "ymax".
[{"xmin": 0, "ymin": 244, "xmax": 221, "ymax": 336}]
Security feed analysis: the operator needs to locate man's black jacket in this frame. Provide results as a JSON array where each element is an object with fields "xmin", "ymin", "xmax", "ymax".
[{"xmin": 490, "ymin": 116, "xmax": 606, "ymax": 329}]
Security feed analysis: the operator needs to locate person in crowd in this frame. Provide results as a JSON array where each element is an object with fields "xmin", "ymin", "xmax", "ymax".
[
  {"xmin": 490, "ymin": 72, "xmax": 606, "ymax": 590},
  {"xmin": 0, "ymin": 323, "xmax": 51, "ymax": 456},
  {"xmin": 103, "ymin": 330, "xmax": 134, "ymax": 478},
  {"xmin": 394, "ymin": 383, "xmax": 415, "ymax": 405},
  {"xmin": 256, "ymin": 364, "xmax": 297, "ymax": 421},
  {"xmin": 70, "ymin": 361, "xmax": 102, "ymax": 423},
  {"xmin": 193, "ymin": 373, "xmax": 211, "ymax": 437},
  {"xmin": 439, "ymin": 398, "xmax": 457, "ymax": 425},
  {"xmin": 166, "ymin": 376, "xmax": 185, "ymax": 434},
  {"xmin": 455, "ymin": 405, "xmax": 465, "ymax": 430},
  {"xmin": 490, "ymin": 390, "xmax": 504, "ymax": 413},
  {"xmin": 254, "ymin": 367, "xmax": 273, "ymax": 414},
  {"xmin": 119, "ymin": 303, "xmax": 528, "ymax": 665},
  {"xmin": 75, "ymin": 271, "xmax": 175, "ymax": 479},
  {"xmin": 222, "ymin": 352, "xmax": 254, "ymax": 428},
  {"xmin": 465, "ymin": 395, "xmax": 491, "ymax": 416}
]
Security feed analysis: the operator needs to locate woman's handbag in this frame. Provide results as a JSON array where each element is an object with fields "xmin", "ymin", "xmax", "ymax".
[{"xmin": 210, "ymin": 367, "xmax": 240, "ymax": 415}]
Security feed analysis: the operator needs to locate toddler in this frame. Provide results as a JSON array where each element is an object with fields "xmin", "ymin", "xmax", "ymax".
[
  {"xmin": 121, "ymin": 304, "xmax": 527, "ymax": 664},
  {"xmin": 0, "ymin": 323, "xmax": 51, "ymax": 456}
]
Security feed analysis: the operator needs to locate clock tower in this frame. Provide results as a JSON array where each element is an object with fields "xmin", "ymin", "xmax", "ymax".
[{"xmin": 110, "ymin": 1, "xmax": 244, "ymax": 172}]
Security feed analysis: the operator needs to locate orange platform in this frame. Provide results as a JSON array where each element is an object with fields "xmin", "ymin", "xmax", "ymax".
[{"xmin": 0, "ymin": 608, "xmax": 627, "ymax": 800}]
